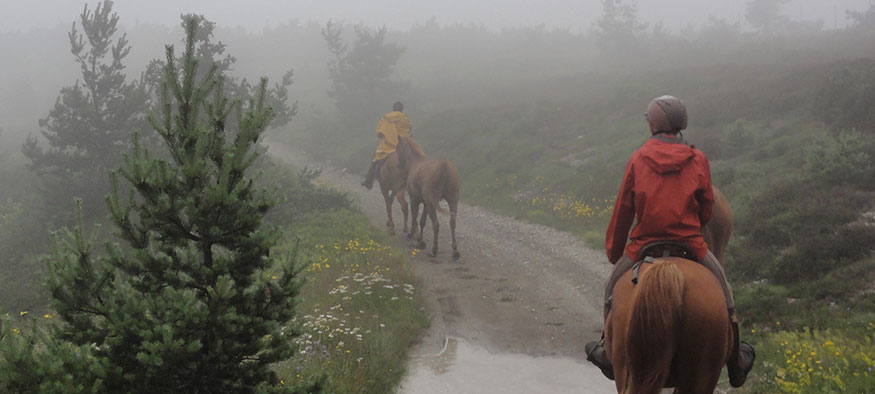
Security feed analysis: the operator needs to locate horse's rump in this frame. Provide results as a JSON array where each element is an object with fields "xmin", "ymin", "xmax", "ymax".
[
  {"xmin": 610, "ymin": 258, "xmax": 731, "ymax": 394},
  {"xmin": 625, "ymin": 260, "xmax": 684, "ymax": 393},
  {"xmin": 430, "ymin": 160, "xmax": 459, "ymax": 216}
]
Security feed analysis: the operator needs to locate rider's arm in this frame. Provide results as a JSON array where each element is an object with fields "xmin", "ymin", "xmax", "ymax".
[{"xmin": 605, "ymin": 160, "xmax": 636, "ymax": 264}]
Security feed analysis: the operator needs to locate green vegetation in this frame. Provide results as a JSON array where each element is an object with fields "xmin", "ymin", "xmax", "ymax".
[
  {"xmin": 0, "ymin": 9, "xmax": 425, "ymax": 394},
  {"xmin": 743, "ymin": 323, "xmax": 875, "ymax": 393},
  {"xmin": 274, "ymin": 209, "xmax": 427, "ymax": 392},
  {"xmin": 22, "ymin": 0, "xmax": 150, "ymax": 214},
  {"xmin": 4, "ymin": 16, "xmax": 314, "ymax": 393}
]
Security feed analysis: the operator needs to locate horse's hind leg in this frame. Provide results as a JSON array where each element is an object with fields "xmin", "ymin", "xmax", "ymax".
[
  {"xmin": 417, "ymin": 205, "xmax": 428, "ymax": 250},
  {"xmin": 449, "ymin": 200, "xmax": 460, "ymax": 261},
  {"xmin": 409, "ymin": 199, "xmax": 421, "ymax": 240},
  {"xmin": 383, "ymin": 190, "xmax": 395, "ymax": 235},
  {"xmin": 674, "ymin": 337, "xmax": 725, "ymax": 394},
  {"xmin": 428, "ymin": 204, "xmax": 439, "ymax": 257}
]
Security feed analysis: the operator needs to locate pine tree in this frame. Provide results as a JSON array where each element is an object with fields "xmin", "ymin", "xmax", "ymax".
[
  {"xmin": 847, "ymin": 1, "xmax": 875, "ymax": 30},
  {"xmin": 42, "ymin": 16, "xmax": 318, "ymax": 394},
  {"xmin": 22, "ymin": 0, "xmax": 149, "ymax": 214},
  {"xmin": 144, "ymin": 14, "xmax": 297, "ymax": 132},
  {"xmin": 745, "ymin": 0, "xmax": 790, "ymax": 34},
  {"xmin": 321, "ymin": 21, "xmax": 408, "ymax": 122},
  {"xmin": 593, "ymin": 0, "xmax": 649, "ymax": 54}
]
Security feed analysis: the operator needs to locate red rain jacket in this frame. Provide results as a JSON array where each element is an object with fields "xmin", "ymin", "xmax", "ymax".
[{"xmin": 605, "ymin": 135, "xmax": 714, "ymax": 263}]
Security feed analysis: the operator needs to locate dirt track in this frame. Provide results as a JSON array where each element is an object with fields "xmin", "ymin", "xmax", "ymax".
[{"xmin": 267, "ymin": 140, "xmax": 615, "ymax": 389}]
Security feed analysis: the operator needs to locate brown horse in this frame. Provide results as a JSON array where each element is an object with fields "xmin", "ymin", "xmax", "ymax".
[
  {"xmin": 606, "ymin": 187, "xmax": 735, "ymax": 393},
  {"xmin": 702, "ymin": 187, "xmax": 732, "ymax": 262},
  {"xmin": 395, "ymin": 136, "xmax": 461, "ymax": 260},
  {"xmin": 606, "ymin": 258, "xmax": 732, "ymax": 394},
  {"xmin": 376, "ymin": 151, "xmax": 410, "ymax": 235}
]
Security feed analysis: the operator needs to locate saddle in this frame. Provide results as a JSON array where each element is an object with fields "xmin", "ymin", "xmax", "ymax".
[
  {"xmin": 631, "ymin": 242, "xmax": 696, "ymax": 285},
  {"xmin": 638, "ymin": 241, "xmax": 696, "ymax": 260}
]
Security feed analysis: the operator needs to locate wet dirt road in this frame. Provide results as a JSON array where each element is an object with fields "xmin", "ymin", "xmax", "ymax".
[{"xmin": 268, "ymin": 141, "xmax": 616, "ymax": 393}]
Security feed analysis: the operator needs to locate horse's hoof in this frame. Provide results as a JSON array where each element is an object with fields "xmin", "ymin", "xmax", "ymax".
[
  {"xmin": 429, "ymin": 250, "xmax": 438, "ymax": 258},
  {"xmin": 417, "ymin": 241, "xmax": 427, "ymax": 249},
  {"xmin": 388, "ymin": 229, "xmax": 395, "ymax": 236},
  {"xmin": 452, "ymin": 251, "xmax": 461, "ymax": 261}
]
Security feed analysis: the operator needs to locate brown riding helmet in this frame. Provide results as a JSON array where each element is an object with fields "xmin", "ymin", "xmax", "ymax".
[{"xmin": 645, "ymin": 95, "xmax": 687, "ymax": 134}]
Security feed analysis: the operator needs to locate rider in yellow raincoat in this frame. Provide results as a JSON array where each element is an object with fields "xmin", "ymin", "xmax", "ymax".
[{"xmin": 361, "ymin": 101, "xmax": 412, "ymax": 189}]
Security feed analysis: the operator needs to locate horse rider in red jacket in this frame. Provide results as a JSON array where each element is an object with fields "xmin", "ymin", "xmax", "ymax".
[{"xmin": 585, "ymin": 95, "xmax": 755, "ymax": 387}]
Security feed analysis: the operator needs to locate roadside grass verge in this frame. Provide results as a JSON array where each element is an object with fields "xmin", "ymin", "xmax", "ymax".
[
  {"xmin": 737, "ymin": 322, "xmax": 875, "ymax": 394},
  {"xmin": 274, "ymin": 208, "xmax": 428, "ymax": 393},
  {"xmin": 732, "ymin": 257, "xmax": 875, "ymax": 393}
]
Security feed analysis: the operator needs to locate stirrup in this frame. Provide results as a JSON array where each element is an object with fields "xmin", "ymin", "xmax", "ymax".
[
  {"xmin": 585, "ymin": 339, "xmax": 615, "ymax": 381},
  {"xmin": 728, "ymin": 342, "xmax": 755, "ymax": 387}
]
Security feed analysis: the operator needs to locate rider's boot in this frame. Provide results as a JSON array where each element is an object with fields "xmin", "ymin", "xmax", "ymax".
[
  {"xmin": 361, "ymin": 161, "xmax": 378, "ymax": 190},
  {"xmin": 727, "ymin": 318, "xmax": 756, "ymax": 387},
  {"xmin": 585, "ymin": 336, "xmax": 614, "ymax": 380}
]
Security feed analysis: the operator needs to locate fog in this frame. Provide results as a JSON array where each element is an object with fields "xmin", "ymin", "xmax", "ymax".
[
  {"xmin": 2, "ymin": 1, "xmax": 875, "ymax": 391},
  {"xmin": 3, "ymin": 0, "xmax": 871, "ymax": 33}
]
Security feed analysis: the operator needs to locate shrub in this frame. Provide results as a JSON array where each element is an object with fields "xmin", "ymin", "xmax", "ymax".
[{"xmin": 802, "ymin": 129, "xmax": 873, "ymax": 188}]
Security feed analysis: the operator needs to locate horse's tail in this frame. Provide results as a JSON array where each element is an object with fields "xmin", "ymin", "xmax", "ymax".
[
  {"xmin": 624, "ymin": 259, "xmax": 684, "ymax": 394},
  {"xmin": 434, "ymin": 160, "xmax": 459, "ymax": 217}
]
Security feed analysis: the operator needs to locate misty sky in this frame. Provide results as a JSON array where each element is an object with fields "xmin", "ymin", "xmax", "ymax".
[{"xmin": 2, "ymin": 0, "xmax": 872, "ymax": 33}]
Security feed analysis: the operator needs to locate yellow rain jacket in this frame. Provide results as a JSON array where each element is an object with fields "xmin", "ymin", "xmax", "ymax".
[{"xmin": 373, "ymin": 111, "xmax": 412, "ymax": 161}]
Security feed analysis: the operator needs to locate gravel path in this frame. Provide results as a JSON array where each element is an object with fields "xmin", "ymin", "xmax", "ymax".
[{"xmin": 267, "ymin": 139, "xmax": 614, "ymax": 376}]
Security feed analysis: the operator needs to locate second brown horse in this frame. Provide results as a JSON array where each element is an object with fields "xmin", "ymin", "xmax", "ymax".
[{"xmin": 395, "ymin": 136, "xmax": 461, "ymax": 260}]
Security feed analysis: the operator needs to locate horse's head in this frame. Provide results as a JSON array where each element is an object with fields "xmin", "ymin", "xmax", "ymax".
[{"xmin": 396, "ymin": 136, "xmax": 425, "ymax": 170}]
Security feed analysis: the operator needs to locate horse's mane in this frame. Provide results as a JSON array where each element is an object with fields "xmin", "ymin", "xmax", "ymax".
[{"xmin": 400, "ymin": 136, "xmax": 426, "ymax": 159}]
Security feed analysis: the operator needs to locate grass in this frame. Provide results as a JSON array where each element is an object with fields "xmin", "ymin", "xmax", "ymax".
[
  {"xmin": 738, "ymin": 323, "xmax": 875, "ymax": 394},
  {"xmin": 273, "ymin": 209, "xmax": 428, "ymax": 393}
]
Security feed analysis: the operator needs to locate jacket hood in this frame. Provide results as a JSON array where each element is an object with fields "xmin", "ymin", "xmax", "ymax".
[{"xmin": 639, "ymin": 136, "xmax": 696, "ymax": 174}]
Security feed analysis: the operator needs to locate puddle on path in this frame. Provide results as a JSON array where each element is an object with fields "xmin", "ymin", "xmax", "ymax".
[{"xmin": 400, "ymin": 337, "xmax": 616, "ymax": 394}]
